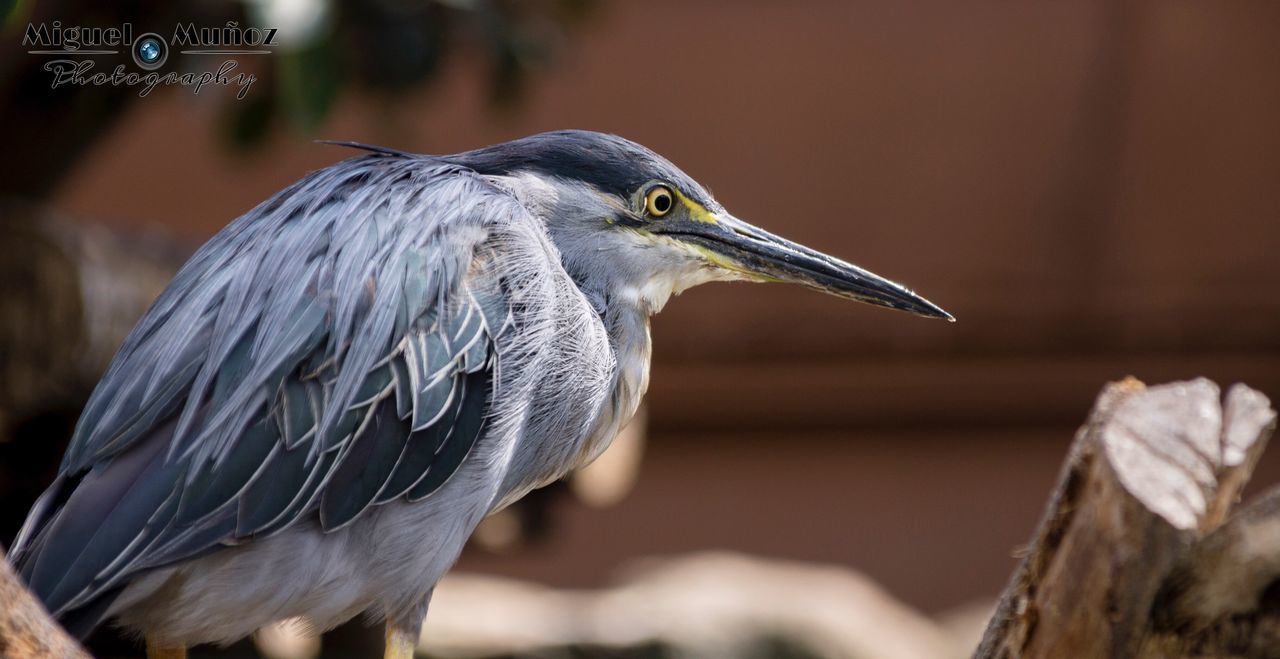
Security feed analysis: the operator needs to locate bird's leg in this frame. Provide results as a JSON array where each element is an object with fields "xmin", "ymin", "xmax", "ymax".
[
  {"xmin": 383, "ymin": 621, "xmax": 420, "ymax": 659},
  {"xmin": 145, "ymin": 636, "xmax": 187, "ymax": 659},
  {"xmin": 384, "ymin": 590, "xmax": 432, "ymax": 659}
]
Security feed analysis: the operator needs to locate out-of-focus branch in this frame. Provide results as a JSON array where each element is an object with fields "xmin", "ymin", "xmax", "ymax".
[
  {"xmin": 419, "ymin": 553, "xmax": 971, "ymax": 659},
  {"xmin": 0, "ymin": 204, "xmax": 186, "ymax": 437}
]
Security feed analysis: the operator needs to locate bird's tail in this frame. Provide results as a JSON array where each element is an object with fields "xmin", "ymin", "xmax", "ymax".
[
  {"xmin": 7, "ymin": 474, "xmax": 124, "ymax": 639},
  {"xmin": 8, "ymin": 475, "xmax": 66, "ymax": 566}
]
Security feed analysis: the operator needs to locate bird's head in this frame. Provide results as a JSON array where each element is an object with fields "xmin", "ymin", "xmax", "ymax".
[{"xmin": 453, "ymin": 130, "xmax": 952, "ymax": 320}]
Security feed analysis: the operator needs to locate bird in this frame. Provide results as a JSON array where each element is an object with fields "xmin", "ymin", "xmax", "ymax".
[{"xmin": 9, "ymin": 130, "xmax": 951, "ymax": 659}]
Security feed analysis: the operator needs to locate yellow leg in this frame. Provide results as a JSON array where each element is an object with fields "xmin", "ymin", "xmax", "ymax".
[
  {"xmin": 145, "ymin": 635, "xmax": 187, "ymax": 659},
  {"xmin": 384, "ymin": 622, "xmax": 419, "ymax": 659}
]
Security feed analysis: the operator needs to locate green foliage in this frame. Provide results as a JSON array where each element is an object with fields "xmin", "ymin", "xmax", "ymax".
[
  {"xmin": 220, "ymin": 0, "xmax": 598, "ymax": 149},
  {"xmin": 1, "ymin": 0, "xmax": 18, "ymax": 29},
  {"xmin": 277, "ymin": 37, "xmax": 341, "ymax": 132}
]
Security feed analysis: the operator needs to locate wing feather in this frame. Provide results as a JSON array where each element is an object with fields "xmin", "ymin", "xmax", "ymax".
[
  {"xmin": 408, "ymin": 366, "xmax": 493, "ymax": 501},
  {"xmin": 318, "ymin": 402, "xmax": 410, "ymax": 530}
]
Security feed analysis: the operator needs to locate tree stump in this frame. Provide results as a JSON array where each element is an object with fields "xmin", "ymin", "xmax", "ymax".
[{"xmin": 976, "ymin": 378, "xmax": 1279, "ymax": 659}]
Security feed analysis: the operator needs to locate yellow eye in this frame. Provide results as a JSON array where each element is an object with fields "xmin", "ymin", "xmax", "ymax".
[{"xmin": 644, "ymin": 185, "xmax": 674, "ymax": 217}]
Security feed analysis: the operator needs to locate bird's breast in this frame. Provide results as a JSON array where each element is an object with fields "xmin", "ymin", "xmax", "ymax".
[{"xmin": 488, "ymin": 285, "xmax": 636, "ymax": 508}]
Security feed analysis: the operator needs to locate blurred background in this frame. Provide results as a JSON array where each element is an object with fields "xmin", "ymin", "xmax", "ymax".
[{"xmin": 3, "ymin": 0, "xmax": 1280, "ymax": 657}]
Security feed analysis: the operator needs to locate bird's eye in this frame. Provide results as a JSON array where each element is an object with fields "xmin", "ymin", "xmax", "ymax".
[{"xmin": 644, "ymin": 186, "xmax": 674, "ymax": 217}]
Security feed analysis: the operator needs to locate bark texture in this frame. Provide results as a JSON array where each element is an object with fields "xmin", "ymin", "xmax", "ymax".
[{"xmin": 0, "ymin": 548, "xmax": 90, "ymax": 659}]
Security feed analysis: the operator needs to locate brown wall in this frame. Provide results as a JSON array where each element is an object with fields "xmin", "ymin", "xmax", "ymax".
[{"xmin": 48, "ymin": 0, "xmax": 1280, "ymax": 612}]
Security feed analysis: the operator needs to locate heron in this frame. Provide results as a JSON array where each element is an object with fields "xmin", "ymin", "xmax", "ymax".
[{"xmin": 9, "ymin": 130, "xmax": 951, "ymax": 658}]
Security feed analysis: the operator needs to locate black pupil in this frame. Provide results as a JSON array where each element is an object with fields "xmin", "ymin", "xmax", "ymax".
[{"xmin": 653, "ymin": 192, "xmax": 671, "ymax": 213}]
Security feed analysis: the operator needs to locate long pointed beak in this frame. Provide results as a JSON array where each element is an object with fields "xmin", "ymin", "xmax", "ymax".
[{"xmin": 655, "ymin": 214, "xmax": 954, "ymax": 321}]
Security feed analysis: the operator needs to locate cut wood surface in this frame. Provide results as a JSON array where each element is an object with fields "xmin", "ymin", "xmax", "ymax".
[{"xmin": 976, "ymin": 378, "xmax": 1279, "ymax": 659}]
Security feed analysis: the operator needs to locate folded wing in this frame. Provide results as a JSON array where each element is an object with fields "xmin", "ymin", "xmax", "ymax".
[{"xmin": 10, "ymin": 153, "xmax": 524, "ymax": 633}]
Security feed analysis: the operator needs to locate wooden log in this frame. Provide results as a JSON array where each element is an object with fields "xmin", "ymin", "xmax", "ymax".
[
  {"xmin": 0, "ymin": 548, "xmax": 90, "ymax": 659},
  {"xmin": 975, "ymin": 378, "xmax": 1277, "ymax": 659}
]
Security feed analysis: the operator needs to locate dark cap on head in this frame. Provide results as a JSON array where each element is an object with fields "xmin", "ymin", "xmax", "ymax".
[{"xmin": 448, "ymin": 130, "xmax": 713, "ymax": 207}]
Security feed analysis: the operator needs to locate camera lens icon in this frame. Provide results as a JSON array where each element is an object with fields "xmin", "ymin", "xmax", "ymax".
[{"xmin": 132, "ymin": 33, "xmax": 167, "ymax": 70}]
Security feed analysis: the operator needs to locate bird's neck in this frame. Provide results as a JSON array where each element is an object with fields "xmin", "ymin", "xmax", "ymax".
[
  {"xmin": 603, "ymin": 301, "xmax": 653, "ymax": 394},
  {"xmin": 571, "ymin": 300, "xmax": 651, "ymax": 467}
]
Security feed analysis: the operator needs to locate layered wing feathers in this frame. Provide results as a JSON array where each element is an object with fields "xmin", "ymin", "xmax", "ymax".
[{"xmin": 13, "ymin": 154, "xmax": 523, "ymax": 620}]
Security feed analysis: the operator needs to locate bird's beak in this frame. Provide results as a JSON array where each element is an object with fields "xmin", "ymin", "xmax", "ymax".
[{"xmin": 655, "ymin": 213, "xmax": 954, "ymax": 321}]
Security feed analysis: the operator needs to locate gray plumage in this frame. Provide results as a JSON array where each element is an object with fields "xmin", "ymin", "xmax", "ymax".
[{"xmin": 10, "ymin": 130, "xmax": 950, "ymax": 649}]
